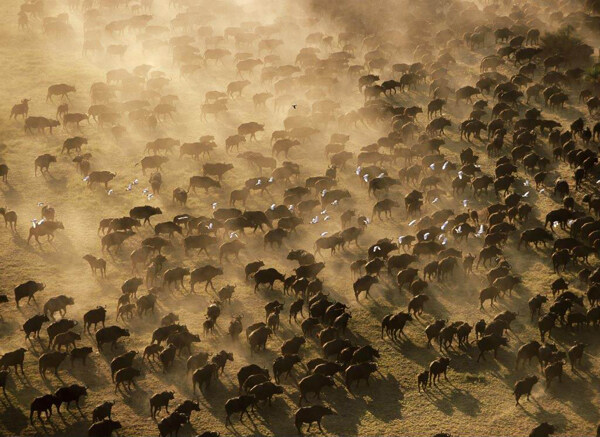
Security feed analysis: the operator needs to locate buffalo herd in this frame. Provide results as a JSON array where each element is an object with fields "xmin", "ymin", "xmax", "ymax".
[{"xmin": 3, "ymin": 0, "xmax": 600, "ymax": 436}]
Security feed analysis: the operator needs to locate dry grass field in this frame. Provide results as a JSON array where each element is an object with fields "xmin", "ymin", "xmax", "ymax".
[{"xmin": 0, "ymin": 0, "xmax": 600, "ymax": 436}]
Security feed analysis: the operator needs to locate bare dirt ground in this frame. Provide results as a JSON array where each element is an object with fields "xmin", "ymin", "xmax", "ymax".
[{"xmin": 0, "ymin": 0, "xmax": 599, "ymax": 436}]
